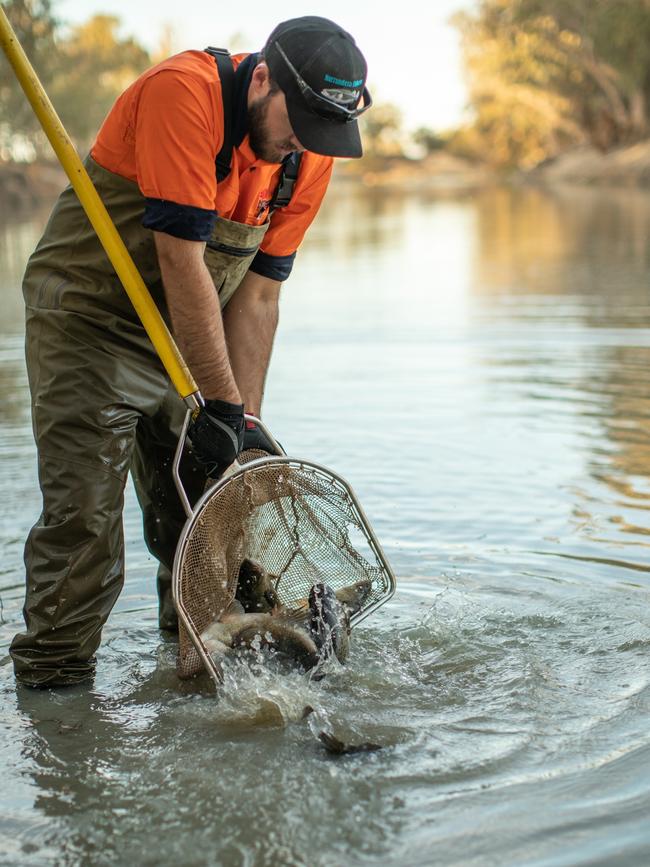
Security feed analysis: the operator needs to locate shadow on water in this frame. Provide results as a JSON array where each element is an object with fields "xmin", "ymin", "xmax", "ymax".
[{"xmin": 1, "ymin": 183, "xmax": 650, "ymax": 865}]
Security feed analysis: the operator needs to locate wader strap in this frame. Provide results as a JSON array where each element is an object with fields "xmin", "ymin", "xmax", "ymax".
[
  {"xmin": 204, "ymin": 47, "xmax": 303, "ymax": 205},
  {"xmin": 270, "ymin": 152, "xmax": 303, "ymax": 213},
  {"xmin": 204, "ymin": 47, "xmax": 235, "ymax": 183}
]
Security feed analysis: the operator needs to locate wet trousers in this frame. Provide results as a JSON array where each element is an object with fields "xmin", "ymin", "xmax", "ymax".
[
  {"xmin": 9, "ymin": 301, "xmax": 205, "ymax": 687},
  {"xmin": 9, "ymin": 157, "xmax": 269, "ymax": 687}
]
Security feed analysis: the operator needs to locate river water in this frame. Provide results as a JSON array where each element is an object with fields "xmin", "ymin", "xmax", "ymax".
[{"xmin": 1, "ymin": 181, "xmax": 649, "ymax": 866}]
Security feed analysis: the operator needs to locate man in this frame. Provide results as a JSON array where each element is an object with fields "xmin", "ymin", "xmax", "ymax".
[{"xmin": 10, "ymin": 16, "xmax": 372, "ymax": 687}]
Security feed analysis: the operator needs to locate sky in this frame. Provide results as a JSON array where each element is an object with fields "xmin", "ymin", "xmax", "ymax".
[{"xmin": 57, "ymin": 0, "xmax": 473, "ymax": 133}]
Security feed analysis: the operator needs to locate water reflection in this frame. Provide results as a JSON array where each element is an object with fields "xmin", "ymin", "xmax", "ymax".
[
  {"xmin": 580, "ymin": 343, "xmax": 650, "ymax": 544},
  {"xmin": 441, "ymin": 184, "xmax": 650, "ymax": 571},
  {"xmin": 307, "ymin": 181, "xmax": 480, "ymax": 261},
  {"xmin": 309, "ymin": 183, "xmax": 407, "ymax": 253},
  {"xmin": 472, "ymin": 184, "xmax": 650, "ymax": 311},
  {"xmin": 0, "ymin": 207, "xmax": 52, "ymax": 332},
  {"xmin": 2, "ymin": 183, "xmax": 650, "ymax": 865},
  {"xmin": 2, "ymin": 184, "xmax": 649, "ymax": 575}
]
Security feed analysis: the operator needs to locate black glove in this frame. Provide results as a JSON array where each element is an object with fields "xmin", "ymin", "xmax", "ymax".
[
  {"xmin": 188, "ymin": 399, "xmax": 245, "ymax": 479},
  {"xmin": 243, "ymin": 418, "xmax": 282, "ymax": 454}
]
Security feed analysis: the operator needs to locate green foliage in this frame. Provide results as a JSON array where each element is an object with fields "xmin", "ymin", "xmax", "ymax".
[
  {"xmin": 0, "ymin": 0, "xmax": 59, "ymax": 156},
  {"xmin": 413, "ymin": 127, "xmax": 449, "ymax": 154},
  {"xmin": 0, "ymin": 1, "xmax": 150, "ymax": 159},
  {"xmin": 358, "ymin": 103, "xmax": 405, "ymax": 158},
  {"xmin": 454, "ymin": 0, "xmax": 650, "ymax": 168},
  {"xmin": 49, "ymin": 15, "xmax": 150, "ymax": 153}
]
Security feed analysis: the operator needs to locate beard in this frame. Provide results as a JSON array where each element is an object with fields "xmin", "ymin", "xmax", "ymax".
[{"xmin": 248, "ymin": 92, "xmax": 294, "ymax": 163}]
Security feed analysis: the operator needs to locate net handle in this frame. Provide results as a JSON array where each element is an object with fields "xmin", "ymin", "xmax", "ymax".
[
  {"xmin": 0, "ymin": 7, "xmax": 200, "ymax": 406},
  {"xmin": 173, "ymin": 411, "xmax": 285, "ymax": 518}
]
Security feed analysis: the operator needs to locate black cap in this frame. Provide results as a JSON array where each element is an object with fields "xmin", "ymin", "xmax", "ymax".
[{"xmin": 264, "ymin": 16, "xmax": 369, "ymax": 159}]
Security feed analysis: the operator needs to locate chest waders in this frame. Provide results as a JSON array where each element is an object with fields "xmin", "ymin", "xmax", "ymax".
[{"xmin": 9, "ymin": 156, "xmax": 272, "ymax": 686}]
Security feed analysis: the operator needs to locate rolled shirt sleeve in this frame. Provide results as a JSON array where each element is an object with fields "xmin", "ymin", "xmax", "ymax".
[{"xmin": 135, "ymin": 70, "xmax": 220, "ymax": 240}]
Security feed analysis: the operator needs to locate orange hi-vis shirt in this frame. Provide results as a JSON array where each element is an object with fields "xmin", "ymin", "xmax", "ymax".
[{"xmin": 91, "ymin": 50, "xmax": 334, "ymax": 281}]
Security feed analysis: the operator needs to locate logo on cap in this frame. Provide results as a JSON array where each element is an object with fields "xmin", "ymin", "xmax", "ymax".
[
  {"xmin": 321, "ymin": 87, "xmax": 359, "ymax": 106},
  {"xmin": 324, "ymin": 73, "xmax": 364, "ymax": 88}
]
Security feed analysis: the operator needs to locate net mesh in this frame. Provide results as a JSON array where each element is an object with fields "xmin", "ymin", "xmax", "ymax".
[{"xmin": 175, "ymin": 450, "xmax": 391, "ymax": 679}]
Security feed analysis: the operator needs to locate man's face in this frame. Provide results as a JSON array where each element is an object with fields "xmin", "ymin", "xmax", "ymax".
[{"xmin": 248, "ymin": 87, "xmax": 304, "ymax": 163}]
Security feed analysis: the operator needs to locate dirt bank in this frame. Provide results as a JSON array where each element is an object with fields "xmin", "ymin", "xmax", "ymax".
[
  {"xmin": 334, "ymin": 151, "xmax": 494, "ymax": 192},
  {"xmin": 0, "ymin": 161, "xmax": 67, "ymax": 211},
  {"xmin": 337, "ymin": 142, "xmax": 650, "ymax": 191},
  {"xmin": 526, "ymin": 142, "xmax": 650, "ymax": 187},
  {"xmin": 6, "ymin": 142, "xmax": 650, "ymax": 214}
]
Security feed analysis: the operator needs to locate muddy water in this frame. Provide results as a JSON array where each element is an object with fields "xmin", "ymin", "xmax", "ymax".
[{"xmin": 1, "ymin": 183, "xmax": 650, "ymax": 866}]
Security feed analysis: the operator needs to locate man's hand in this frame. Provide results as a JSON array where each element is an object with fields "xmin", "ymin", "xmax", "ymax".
[
  {"xmin": 188, "ymin": 399, "xmax": 245, "ymax": 478},
  {"xmin": 243, "ymin": 418, "xmax": 281, "ymax": 454}
]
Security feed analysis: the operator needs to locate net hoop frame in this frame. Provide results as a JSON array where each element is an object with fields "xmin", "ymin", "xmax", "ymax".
[{"xmin": 170, "ymin": 412, "xmax": 396, "ymax": 686}]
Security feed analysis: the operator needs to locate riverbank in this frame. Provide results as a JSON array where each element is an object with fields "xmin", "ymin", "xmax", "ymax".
[
  {"xmin": 0, "ymin": 160, "xmax": 67, "ymax": 211},
  {"xmin": 5, "ymin": 139, "xmax": 650, "ymax": 211},
  {"xmin": 526, "ymin": 141, "xmax": 650, "ymax": 186},
  {"xmin": 1, "ymin": 154, "xmax": 490, "ymax": 208},
  {"xmin": 336, "ymin": 151, "xmax": 494, "ymax": 193},
  {"xmin": 338, "ymin": 141, "xmax": 650, "ymax": 191}
]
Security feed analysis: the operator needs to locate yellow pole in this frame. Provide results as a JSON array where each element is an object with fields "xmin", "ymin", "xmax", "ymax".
[{"xmin": 0, "ymin": 6, "xmax": 200, "ymax": 404}]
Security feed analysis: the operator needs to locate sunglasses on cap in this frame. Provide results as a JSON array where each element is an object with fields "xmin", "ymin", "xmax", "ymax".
[{"xmin": 275, "ymin": 41, "xmax": 373, "ymax": 123}]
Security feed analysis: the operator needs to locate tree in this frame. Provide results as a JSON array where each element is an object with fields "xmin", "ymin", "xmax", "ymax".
[
  {"xmin": 454, "ymin": 3, "xmax": 584, "ymax": 167},
  {"xmin": 359, "ymin": 103, "xmax": 405, "ymax": 159},
  {"xmin": 454, "ymin": 0, "xmax": 650, "ymax": 167},
  {"xmin": 0, "ymin": 0, "xmax": 59, "ymax": 157},
  {"xmin": 49, "ymin": 15, "xmax": 150, "ymax": 153},
  {"xmin": 413, "ymin": 127, "xmax": 448, "ymax": 155},
  {"xmin": 0, "ymin": 4, "xmax": 150, "ymax": 159},
  {"xmin": 508, "ymin": 0, "xmax": 650, "ymax": 147}
]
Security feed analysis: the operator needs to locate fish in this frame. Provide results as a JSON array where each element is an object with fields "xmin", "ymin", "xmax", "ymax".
[
  {"xmin": 309, "ymin": 583, "xmax": 348, "ymax": 662},
  {"xmin": 201, "ymin": 559, "xmax": 373, "ymax": 672},
  {"xmin": 235, "ymin": 558, "xmax": 281, "ymax": 613},
  {"xmin": 318, "ymin": 731, "xmax": 383, "ymax": 755},
  {"xmin": 335, "ymin": 579, "xmax": 373, "ymax": 614},
  {"xmin": 201, "ymin": 599, "xmax": 320, "ymax": 671},
  {"xmin": 309, "ymin": 578, "xmax": 372, "ymax": 664}
]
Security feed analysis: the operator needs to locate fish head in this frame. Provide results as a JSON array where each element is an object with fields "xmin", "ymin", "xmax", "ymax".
[
  {"xmin": 235, "ymin": 558, "xmax": 280, "ymax": 613},
  {"xmin": 308, "ymin": 582, "xmax": 350, "ymax": 664},
  {"xmin": 335, "ymin": 578, "xmax": 373, "ymax": 615}
]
